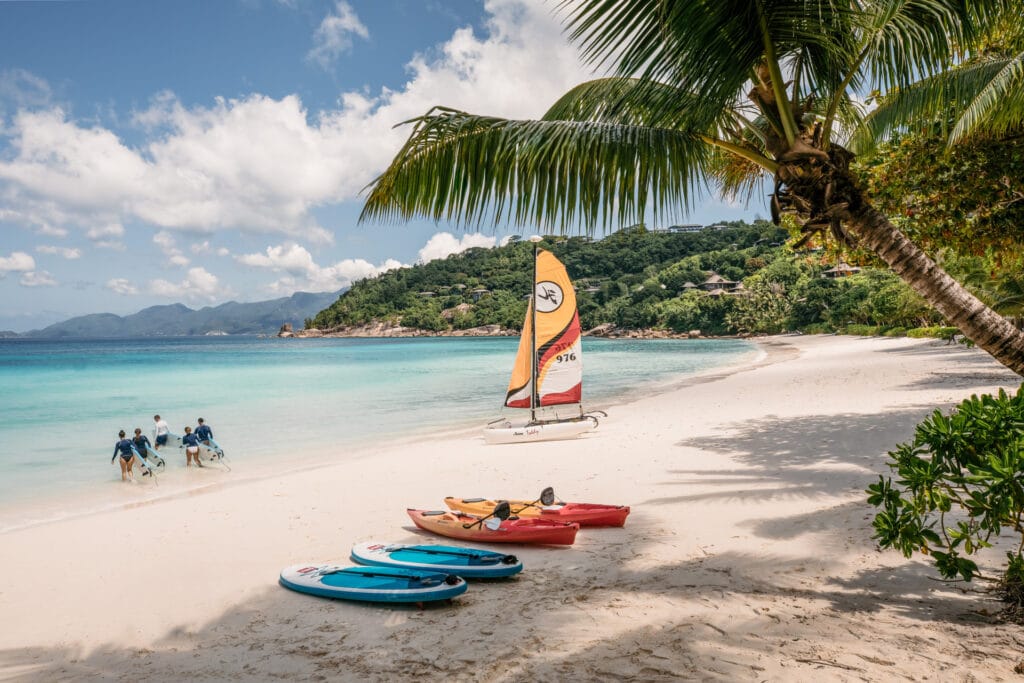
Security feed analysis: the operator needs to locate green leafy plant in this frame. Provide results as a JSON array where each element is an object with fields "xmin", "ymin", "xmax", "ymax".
[
  {"xmin": 907, "ymin": 326, "xmax": 959, "ymax": 340},
  {"xmin": 868, "ymin": 386, "xmax": 1024, "ymax": 616}
]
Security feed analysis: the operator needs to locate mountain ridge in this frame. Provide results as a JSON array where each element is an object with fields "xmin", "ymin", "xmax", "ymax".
[{"xmin": 19, "ymin": 289, "xmax": 346, "ymax": 338}]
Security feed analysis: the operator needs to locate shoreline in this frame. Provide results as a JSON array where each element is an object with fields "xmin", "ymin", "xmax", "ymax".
[
  {"xmin": 2, "ymin": 334, "xmax": 1023, "ymax": 681},
  {"xmin": 0, "ymin": 338, "xmax": 761, "ymax": 537}
]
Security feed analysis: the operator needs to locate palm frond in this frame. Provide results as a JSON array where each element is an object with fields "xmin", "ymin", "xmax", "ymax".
[
  {"xmin": 542, "ymin": 77, "xmax": 732, "ymax": 133},
  {"xmin": 850, "ymin": 59, "xmax": 1008, "ymax": 153},
  {"xmin": 360, "ymin": 108, "xmax": 710, "ymax": 233},
  {"xmin": 950, "ymin": 51, "xmax": 1024, "ymax": 142},
  {"xmin": 858, "ymin": 0, "xmax": 1006, "ymax": 91},
  {"xmin": 561, "ymin": 0, "xmax": 857, "ymax": 149}
]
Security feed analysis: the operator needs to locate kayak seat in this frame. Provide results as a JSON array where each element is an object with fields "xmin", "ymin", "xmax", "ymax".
[{"xmin": 462, "ymin": 498, "xmax": 487, "ymax": 503}]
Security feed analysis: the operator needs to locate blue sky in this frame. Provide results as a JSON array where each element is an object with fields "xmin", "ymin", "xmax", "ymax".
[{"xmin": 0, "ymin": 0, "xmax": 764, "ymax": 332}]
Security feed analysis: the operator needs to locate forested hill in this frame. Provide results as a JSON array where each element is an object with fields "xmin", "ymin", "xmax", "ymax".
[
  {"xmin": 312, "ymin": 221, "xmax": 790, "ymax": 333},
  {"xmin": 310, "ymin": 219, "xmax": 970, "ymax": 338}
]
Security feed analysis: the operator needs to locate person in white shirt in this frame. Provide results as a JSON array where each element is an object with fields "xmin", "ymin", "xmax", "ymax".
[{"xmin": 153, "ymin": 414, "xmax": 170, "ymax": 450}]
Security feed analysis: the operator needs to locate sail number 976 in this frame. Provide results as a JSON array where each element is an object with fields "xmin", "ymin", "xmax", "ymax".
[{"xmin": 555, "ymin": 353, "xmax": 577, "ymax": 363}]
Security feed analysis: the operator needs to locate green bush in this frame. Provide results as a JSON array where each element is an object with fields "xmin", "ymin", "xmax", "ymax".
[
  {"xmin": 907, "ymin": 326, "xmax": 959, "ymax": 339},
  {"xmin": 800, "ymin": 323, "xmax": 833, "ymax": 335},
  {"xmin": 843, "ymin": 324, "xmax": 882, "ymax": 336},
  {"xmin": 883, "ymin": 327, "xmax": 907, "ymax": 337},
  {"xmin": 868, "ymin": 387, "xmax": 1024, "ymax": 617}
]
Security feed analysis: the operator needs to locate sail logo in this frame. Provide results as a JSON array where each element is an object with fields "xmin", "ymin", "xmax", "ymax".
[{"xmin": 535, "ymin": 281, "xmax": 563, "ymax": 313}]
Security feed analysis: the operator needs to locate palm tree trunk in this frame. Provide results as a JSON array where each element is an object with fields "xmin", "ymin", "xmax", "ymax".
[{"xmin": 844, "ymin": 188, "xmax": 1024, "ymax": 377}]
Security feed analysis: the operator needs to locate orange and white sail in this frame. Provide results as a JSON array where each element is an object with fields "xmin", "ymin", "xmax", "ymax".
[{"xmin": 504, "ymin": 248, "xmax": 583, "ymax": 409}]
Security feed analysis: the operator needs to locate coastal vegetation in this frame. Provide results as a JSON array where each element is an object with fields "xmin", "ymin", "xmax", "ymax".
[
  {"xmin": 310, "ymin": 221, "xmax": 965, "ymax": 337},
  {"xmin": 869, "ymin": 388, "xmax": 1024, "ymax": 617}
]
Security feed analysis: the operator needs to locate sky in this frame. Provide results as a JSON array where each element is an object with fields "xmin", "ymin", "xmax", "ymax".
[{"xmin": 0, "ymin": 0, "xmax": 765, "ymax": 332}]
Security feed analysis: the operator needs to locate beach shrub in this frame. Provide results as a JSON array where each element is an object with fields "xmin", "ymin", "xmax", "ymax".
[
  {"xmin": 800, "ymin": 323, "xmax": 832, "ymax": 335},
  {"xmin": 868, "ymin": 387, "xmax": 1024, "ymax": 617},
  {"xmin": 843, "ymin": 324, "xmax": 882, "ymax": 336},
  {"xmin": 882, "ymin": 327, "xmax": 907, "ymax": 337},
  {"xmin": 907, "ymin": 326, "xmax": 959, "ymax": 340}
]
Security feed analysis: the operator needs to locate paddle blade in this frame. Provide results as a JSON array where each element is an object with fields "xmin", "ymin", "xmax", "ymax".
[{"xmin": 484, "ymin": 517, "xmax": 502, "ymax": 531}]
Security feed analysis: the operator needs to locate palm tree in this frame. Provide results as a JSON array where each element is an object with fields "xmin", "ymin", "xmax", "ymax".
[{"xmin": 361, "ymin": 0, "xmax": 1024, "ymax": 376}]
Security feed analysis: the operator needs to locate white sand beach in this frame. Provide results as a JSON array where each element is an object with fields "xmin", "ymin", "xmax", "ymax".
[{"xmin": 2, "ymin": 334, "xmax": 1023, "ymax": 681}]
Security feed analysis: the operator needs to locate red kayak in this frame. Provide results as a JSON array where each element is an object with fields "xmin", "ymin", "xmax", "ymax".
[
  {"xmin": 445, "ymin": 497, "xmax": 630, "ymax": 527},
  {"xmin": 406, "ymin": 508, "xmax": 579, "ymax": 545}
]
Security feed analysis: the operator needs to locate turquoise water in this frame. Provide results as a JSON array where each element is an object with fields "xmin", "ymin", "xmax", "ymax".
[{"xmin": 0, "ymin": 336, "xmax": 754, "ymax": 524}]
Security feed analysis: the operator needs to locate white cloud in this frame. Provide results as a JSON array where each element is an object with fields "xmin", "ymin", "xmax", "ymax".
[
  {"xmin": 237, "ymin": 242, "xmax": 404, "ymax": 292},
  {"xmin": 307, "ymin": 1, "xmax": 369, "ymax": 69},
  {"xmin": 0, "ymin": 68, "xmax": 53, "ymax": 113},
  {"xmin": 148, "ymin": 267, "xmax": 233, "ymax": 303},
  {"xmin": 85, "ymin": 223, "xmax": 126, "ymax": 249},
  {"xmin": 0, "ymin": 251, "xmax": 35, "ymax": 273},
  {"xmin": 417, "ymin": 232, "xmax": 497, "ymax": 263},
  {"xmin": 105, "ymin": 278, "xmax": 138, "ymax": 295},
  {"xmin": 36, "ymin": 245, "xmax": 81, "ymax": 259},
  {"xmin": 0, "ymin": 2, "xmax": 593, "ymax": 243},
  {"xmin": 215, "ymin": 247, "xmax": 229, "ymax": 257},
  {"xmin": 20, "ymin": 270, "xmax": 57, "ymax": 287},
  {"xmin": 153, "ymin": 230, "xmax": 189, "ymax": 267}
]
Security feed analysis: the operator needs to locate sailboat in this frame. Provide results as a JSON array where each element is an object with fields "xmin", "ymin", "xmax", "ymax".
[{"xmin": 483, "ymin": 237, "xmax": 605, "ymax": 445}]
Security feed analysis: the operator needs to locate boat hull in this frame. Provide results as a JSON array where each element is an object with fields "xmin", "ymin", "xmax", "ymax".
[
  {"xmin": 445, "ymin": 497, "xmax": 630, "ymax": 527},
  {"xmin": 407, "ymin": 509, "xmax": 579, "ymax": 545},
  {"xmin": 483, "ymin": 416, "xmax": 597, "ymax": 445}
]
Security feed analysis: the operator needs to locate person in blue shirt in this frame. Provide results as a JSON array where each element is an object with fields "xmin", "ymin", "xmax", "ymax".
[
  {"xmin": 195, "ymin": 418, "xmax": 213, "ymax": 444},
  {"xmin": 181, "ymin": 426, "xmax": 202, "ymax": 467},
  {"xmin": 111, "ymin": 430, "xmax": 135, "ymax": 481},
  {"xmin": 132, "ymin": 428, "xmax": 155, "ymax": 476}
]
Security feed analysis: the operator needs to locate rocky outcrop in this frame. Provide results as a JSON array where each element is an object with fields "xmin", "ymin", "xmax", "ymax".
[
  {"xmin": 584, "ymin": 323, "xmax": 704, "ymax": 339},
  {"xmin": 305, "ymin": 322, "xmax": 516, "ymax": 337},
  {"xmin": 284, "ymin": 320, "xmax": 711, "ymax": 340}
]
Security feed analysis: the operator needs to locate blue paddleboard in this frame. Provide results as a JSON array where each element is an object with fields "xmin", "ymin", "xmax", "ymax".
[
  {"xmin": 130, "ymin": 446, "xmax": 160, "ymax": 476},
  {"xmin": 279, "ymin": 564, "xmax": 467, "ymax": 603},
  {"xmin": 351, "ymin": 542, "xmax": 523, "ymax": 578}
]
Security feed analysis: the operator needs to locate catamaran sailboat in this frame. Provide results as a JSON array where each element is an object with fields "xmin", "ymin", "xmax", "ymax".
[{"xmin": 483, "ymin": 237, "xmax": 605, "ymax": 445}]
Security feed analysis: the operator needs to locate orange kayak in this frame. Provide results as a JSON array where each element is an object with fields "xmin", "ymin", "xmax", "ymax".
[
  {"xmin": 445, "ymin": 497, "xmax": 630, "ymax": 527},
  {"xmin": 406, "ymin": 509, "xmax": 579, "ymax": 545}
]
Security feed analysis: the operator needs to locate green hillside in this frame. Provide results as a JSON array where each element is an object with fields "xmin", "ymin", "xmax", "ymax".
[{"xmin": 309, "ymin": 221, "xmax": 954, "ymax": 336}]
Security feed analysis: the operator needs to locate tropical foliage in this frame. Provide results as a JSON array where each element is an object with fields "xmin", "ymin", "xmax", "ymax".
[
  {"xmin": 311, "ymin": 221, "xmax": 956, "ymax": 336},
  {"xmin": 868, "ymin": 387, "xmax": 1024, "ymax": 617},
  {"xmin": 361, "ymin": 0, "xmax": 1024, "ymax": 375}
]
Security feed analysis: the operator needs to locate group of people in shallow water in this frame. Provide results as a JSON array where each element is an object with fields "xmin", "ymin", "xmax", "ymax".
[{"xmin": 111, "ymin": 414, "xmax": 215, "ymax": 481}]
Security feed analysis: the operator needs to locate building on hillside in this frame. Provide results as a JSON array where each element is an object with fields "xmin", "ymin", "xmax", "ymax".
[
  {"xmin": 701, "ymin": 273, "xmax": 738, "ymax": 291},
  {"xmin": 471, "ymin": 288, "xmax": 491, "ymax": 302}
]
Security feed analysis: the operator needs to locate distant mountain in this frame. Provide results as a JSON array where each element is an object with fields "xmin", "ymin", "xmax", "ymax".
[{"xmin": 23, "ymin": 290, "xmax": 346, "ymax": 338}]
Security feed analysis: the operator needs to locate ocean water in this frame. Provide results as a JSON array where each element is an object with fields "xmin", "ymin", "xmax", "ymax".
[{"xmin": 0, "ymin": 336, "xmax": 754, "ymax": 528}]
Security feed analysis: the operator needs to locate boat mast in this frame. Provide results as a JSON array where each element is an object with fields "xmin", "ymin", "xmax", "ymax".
[{"xmin": 528, "ymin": 235, "xmax": 542, "ymax": 424}]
